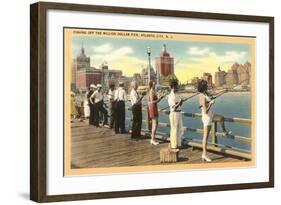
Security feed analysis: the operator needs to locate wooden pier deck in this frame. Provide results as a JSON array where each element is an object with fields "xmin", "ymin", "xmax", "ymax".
[{"xmin": 71, "ymin": 120, "xmax": 243, "ymax": 169}]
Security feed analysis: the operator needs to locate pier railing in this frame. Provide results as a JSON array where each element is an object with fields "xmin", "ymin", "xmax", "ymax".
[
  {"xmin": 127, "ymin": 107, "xmax": 252, "ymax": 160},
  {"xmin": 101, "ymin": 98, "xmax": 251, "ymax": 160}
]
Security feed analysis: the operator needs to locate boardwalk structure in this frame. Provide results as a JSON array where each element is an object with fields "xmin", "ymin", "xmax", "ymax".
[{"xmin": 71, "ymin": 120, "xmax": 247, "ymax": 169}]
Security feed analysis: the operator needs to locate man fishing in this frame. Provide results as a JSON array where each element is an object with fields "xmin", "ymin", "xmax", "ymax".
[
  {"xmin": 108, "ymin": 83, "xmax": 116, "ymax": 129},
  {"xmin": 168, "ymin": 79, "xmax": 184, "ymax": 149},
  {"xmin": 114, "ymin": 82, "xmax": 127, "ymax": 134},
  {"xmin": 130, "ymin": 81, "xmax": 145, "ymax": 140},
  {"xmin": 88, "ymin": 84, "xmax": 96, "ymax": 126},
  {"xmin": 90, "ymin": 84, "xmax": 108, "ymax": 127}
]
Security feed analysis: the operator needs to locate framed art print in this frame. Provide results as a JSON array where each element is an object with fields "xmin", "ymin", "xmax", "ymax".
[{"xmin": 30, "ymin": 2, "xmax": 274, "ymax": 202}]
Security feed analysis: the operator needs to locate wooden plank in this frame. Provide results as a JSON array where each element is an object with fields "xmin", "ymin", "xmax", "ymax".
[
  {"xmin": 70, "ymin": 121, "xmax": 244, "ymax": 169},
  {"xmin": 187, "ymin": 141, "xmax": 251, "ymax": 160}
]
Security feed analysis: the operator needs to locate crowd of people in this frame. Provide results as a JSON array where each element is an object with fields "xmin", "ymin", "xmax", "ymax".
[{"xmin": 70, "ymin": 79, "xmax": 231, "ymax": 162}]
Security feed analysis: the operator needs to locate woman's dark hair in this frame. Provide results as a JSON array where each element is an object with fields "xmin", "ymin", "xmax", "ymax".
[
  {"xmin": 170, "ymin": 80, "xmax": 178, "ymax": 89},
  {"xmin": 197, "ymin": 80, "xmax": 208, "ymax": 93},
  {"xmin": 149, "ymin": 80, "xmax": 155, "ymax": 89}
]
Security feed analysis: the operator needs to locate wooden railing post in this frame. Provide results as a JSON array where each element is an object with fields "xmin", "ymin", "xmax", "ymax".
[{"xmin": 211, "ymin": 121, "xmax": 217, "ymax": 146}]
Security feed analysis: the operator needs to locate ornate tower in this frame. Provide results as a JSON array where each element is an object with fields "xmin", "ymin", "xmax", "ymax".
[
  {"xmin": 155, "ymin": 44, "xmax": 174, "ymax": 77},
  {"xmin": 75, "ymin": 43, "xmax": 90, "ymax": 70}
]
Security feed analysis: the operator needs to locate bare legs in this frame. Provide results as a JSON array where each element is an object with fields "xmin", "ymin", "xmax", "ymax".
[
  {"xmin": 213, "ymin": 114, "xmax": 232, "ymax": 136},
  {"xmin": 201, "ymin": 115, "xmax": 232, "ymax": 162},
  {"xmin": 150, "ymin": 117, "xmax": 159, "ymax": 145},
  {"xmin": 202, "ymin": 125, "xmax": 211, "ymax": 159}
]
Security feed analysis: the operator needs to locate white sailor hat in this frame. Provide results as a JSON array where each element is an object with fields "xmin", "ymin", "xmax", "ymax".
[
  {"xmin": 97, "ymin": 84, "xmax": 102, "ymax": 88},
  {"xmin": 90, "ymin": 84, "xmax": 96, "ymax": 88}
]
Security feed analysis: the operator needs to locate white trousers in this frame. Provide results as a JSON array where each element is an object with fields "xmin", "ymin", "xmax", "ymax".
[
  {"xmin": 84, "ymin": 101, "xmax": 90, "ymax": 118},
  {"xmin": 169, "ymin": 112, "xmax": 184, "ymax": 149}
]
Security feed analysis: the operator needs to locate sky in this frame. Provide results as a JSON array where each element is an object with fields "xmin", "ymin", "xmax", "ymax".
[{"xmin": 72, "ymin": 35, "xmax": 252, "ymax": 83}]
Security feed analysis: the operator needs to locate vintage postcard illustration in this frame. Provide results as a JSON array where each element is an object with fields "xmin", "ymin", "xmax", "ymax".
[{"xmin": 64, "ymin": 28, "xmax": 255, "ymax": 176}]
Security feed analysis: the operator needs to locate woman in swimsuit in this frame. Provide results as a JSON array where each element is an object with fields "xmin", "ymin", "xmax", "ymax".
[
  {"xmin": 198, "ymin": 80, "xmax": 231, "ymax": 162},
  {"xmin": 148, "ymin": 81, "xmax": 164, "ymax": 145}
]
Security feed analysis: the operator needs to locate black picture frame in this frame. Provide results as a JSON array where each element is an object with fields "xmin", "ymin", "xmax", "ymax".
[{"xmin": 30, "ymin": 1, "xmax": 274, "ymax": 202}]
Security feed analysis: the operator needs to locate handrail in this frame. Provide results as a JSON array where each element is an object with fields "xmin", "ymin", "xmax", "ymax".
[
  {"xmin": 127, "ymin": 101, "xmax": 252, "ymax": 160},
  {"xmin": 126, "ymin": 108, "xmax": 252, "ymax": 160},
  {"xmin": 128, "ymin": 107, "xmax": 251, "ymax": 125},
  {"xmin": 138, "ymin": 128, "xmax": 251, "ymax": 160},
  {"xmin": 127, "ymin": 118, "xmax": 251, "ymax": 144},
  {"xmin": 85, "ymin": 95, "xmax": 252, "ymax": 160}
]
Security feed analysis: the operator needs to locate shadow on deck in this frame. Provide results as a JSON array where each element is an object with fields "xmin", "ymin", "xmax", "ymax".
[{"xmin": 71, "ymin": 120, "xmax": 244, "ymax": 169}]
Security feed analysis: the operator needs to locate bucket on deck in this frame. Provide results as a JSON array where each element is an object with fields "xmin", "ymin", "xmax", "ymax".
[{"xmin": 160, "ymin": 148, "xmax": 179, "ymax": 163}]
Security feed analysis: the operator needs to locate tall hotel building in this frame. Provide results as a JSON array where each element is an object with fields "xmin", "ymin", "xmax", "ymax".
[{"xmin": 155, "ymin": 44, "xmax": 174, "ymax": 77}]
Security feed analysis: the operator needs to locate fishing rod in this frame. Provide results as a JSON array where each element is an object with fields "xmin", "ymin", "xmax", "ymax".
[
  {"xmin": 136, "ymin": 87, "xmax": 169, "ymax": 109},
  {"xmin": 159, "ymin": 92, "xmax": 200, "ymax": 111},
  {"xmin": 206, "ymin": 78, "xmax": 249, "ymax": 100},
  {"xmin": 205, "ymin": 89, "xmax": 227, "ymax": 100},
  {"xmin": 158, "ymin": 78, "xmax": 249, "ymax": 111}
]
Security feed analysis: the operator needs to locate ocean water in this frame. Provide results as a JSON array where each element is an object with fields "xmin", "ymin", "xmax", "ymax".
[{"xmin": 125, "ymin": 92, "xmax": 251, "ymax": 152}]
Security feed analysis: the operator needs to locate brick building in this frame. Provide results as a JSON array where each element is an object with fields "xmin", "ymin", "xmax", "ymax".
[
  {"xmin": 76, "ymin": 68, "xmax": 102, "ymax": 89},
  {"xmin": 237, "ymin": 61, "xmax": 251, "ymax": 85},
  {"xmin": 155, "ymin": 44, "xmax": 174, "ymax": 77},
  {"xmin": 215, "ymin": 66, "xmax": 227, "ymax": 87},
  {"xmin": 214, "ymin": 62, "xmax": 251, "ymax": 88},
  {"xmin": 72, "ymin": 46, "xmax": 122, "ymax": 90}
]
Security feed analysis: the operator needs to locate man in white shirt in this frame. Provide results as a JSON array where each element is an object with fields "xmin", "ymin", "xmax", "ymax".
[
  {"xmin": 88, "ymin": 84, "xmax": 96, "ymax": 126},
  {"xmin": 168, "ymin": 80, "xmax": 184, "ymax": 149},
  {"xmin": 114, "ymin": 82, "xmax": 127, "ymax": 133},
  {"xmin": 130, "ymin": 81, "xmax": 144, "ymax": 140},
  {"xmin": 90, "ymin": 84, "xmax": 108, "ymax": 127},
  {"xmin": 108, "ymin": 83, "xmax": 115, "ymax": 129}
]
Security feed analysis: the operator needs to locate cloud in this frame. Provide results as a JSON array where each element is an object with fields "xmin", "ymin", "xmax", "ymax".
[
  {"xmin": 187, "ymin": 47, "xmax": 247, "ymax": 64},
  {"xmin": 217, "ymin": 51, "xmax": 247, "ymax": 63},
  {"xmin": 93, "ymin": 43, "xmax": 113, "ymax": 53},
  {"xmin": 110, "ymin": 56, "xmax": 147, "ymax": 76},
  {"xmin": 188, "ymin": 47, "xmax": 210, "ymax": 55},
  {"xmin": 89, "ymin": 46, "xmax": 147, "ymax": 76},
  {"xmin": 92, "ymin": 46, "xmax": 134, "ymax": 62},
  {"xmin": 189, "ymin": 51, "xmax": 247, "ymax": 64}
]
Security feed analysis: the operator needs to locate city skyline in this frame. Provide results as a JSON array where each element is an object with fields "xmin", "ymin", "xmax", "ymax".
[{"xmin": 72, "ymin": 35, "xmax": 252, "ymax": 83}]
